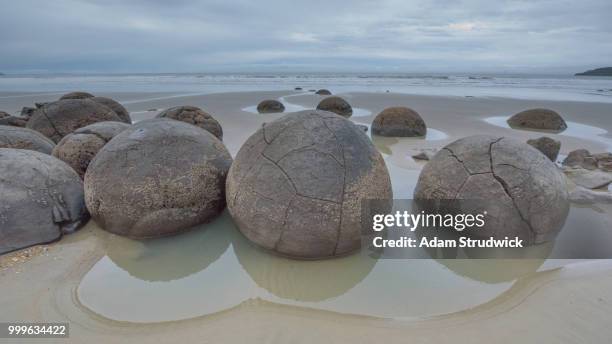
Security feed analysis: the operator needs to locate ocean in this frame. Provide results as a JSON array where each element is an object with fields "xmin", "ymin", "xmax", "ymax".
[{"xmin": 1, "ymin": 73, "xmax": 612, "ymax": 103}]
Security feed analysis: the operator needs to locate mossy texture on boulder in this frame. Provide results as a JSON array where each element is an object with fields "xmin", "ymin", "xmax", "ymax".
[{"xmin": 226, "ymin": 110, "xmax": 393, "ymax": 259}]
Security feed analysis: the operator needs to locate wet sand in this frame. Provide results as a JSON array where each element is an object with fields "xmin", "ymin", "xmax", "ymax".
[{"xmin": 1, "ymin": 90, "xmax": 612, "ymax": 342}]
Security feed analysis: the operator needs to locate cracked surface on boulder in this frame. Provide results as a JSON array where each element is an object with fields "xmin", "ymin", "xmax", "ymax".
[
  {"xmin": 226, "ymin": 110, "xmax": 392, "ymax": 259},
  {"xmin": 414, "ymin": 135, "xmax": 569, "ymax": 245},
  {"xmin": 0, "ymin": 148, "xmax": 88, "ymax": 254}
]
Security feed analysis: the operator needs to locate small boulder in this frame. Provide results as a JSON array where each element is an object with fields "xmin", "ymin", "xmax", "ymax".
[
  {"xmin": 156, "ymin": 105, "xmax": 223, "ymax": 140},
  {"xmin": 372, "ymin": 106, "xmax": 427, "ymax": 137},
  {"xmin": 507, "ymin": 108, "xmax": 567, "ymax": 132},
  {"xmin": 257, "ymin": 100, "xmax": 285, "ymax": 114},
  {"xmin": 52, "ymin": 121, "xmax": 130, "ymax": 178},
  {"xmin": 0, "ymin": 149, "xmax": 88, "ymax": 254},
  {"xmin": 26, "ymin": 99, "xmax": 122, "ymax": 143},
  {"xmin": 59, "ymin": 91, "xmax": 95, "ymax": 100},
  {"xmin": 90, "ymin": 97, "xmax": 132, "ymax": 123},
  {"xmin": 316, "ymin": 96, "xmax": 353, "ymax": 118},
  {"xmin": 316, "ymin": 89, "xmax": 332, "ymax": 95},
  {"xmin": 20, "ymin": 107, "xmax": 37, "ymax": 118},
  {"xmin": 84, "ymin": 118, "xmax": 232, "ymax": 239},
  {"xmin": 412, "ymin": 152, "xmax": 430, "ymax": 161},
  {"xmin": 563, "ymin": 149, "xmax": 598, "ymax": 170},
  {"xmin": 294, "ymin": 87, "xmax": 303, "ymax": 91},
  {"xmin": 0, "ymin": 126, "xmax": 56, "ymax": 154},
  {"xmin": 0, "ymin": 111, "xmax": 27, "ymax": 127},
  {"xmin": 526, "ymin": 136, "xmax": 561, "ymax": 161}
]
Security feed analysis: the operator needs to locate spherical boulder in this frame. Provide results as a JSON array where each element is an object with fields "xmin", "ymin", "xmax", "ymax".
[
  {"xmin": 0, "ymin": 125, "xmax": 56, "ymax": 154},
  {"xmin": 84, "ymin": 118, "xmax": 232, "ymax": 239},
  {"xmin": 0, "ymin": 148, "xmax": 88, "ymax": 254},
  {"xmin": 316, "ymin": 89, "xmax": 332, "ymax": 95},
  {"xmin": 316, "ymin": 96, "xmax": 353, "ymax": 118},
  {"xmin": 59, "ymin": 91, "xmax": 95, "ymax": 100},
  {"xmin": 91, "ymin": 96, "xmax": 132, "ymax": 123},
  {"xmin": 52, "ymin": 121, "xmax": 130, "ymax": 178},
  {"xmin": 526, "ymin": 136, "xmax": 560, "ymax": 161},
  {"xmin": 414, "ymin": 135, "xmax": 569, "ymax": 245},
  {"xmin": 156, "ymin": 106, "xmax": 223, "ymax": 140},
  {"xmin": 507, "ymin": 108, "xmax": 567, "ymax": 132},
  {"xmin": 226, "ymin": 110, "xmax": 393, "ymax": 259},
  {"xmin": 257, "ymin": 100, "xmax": 285, "ymax": 114},
  {"xmin": 372, "ymin": 106, "xmax": 427, "ymax": 137},
  {"xmin": 26, "ymin": 99, "xmax": 122, "ymax": 143}
]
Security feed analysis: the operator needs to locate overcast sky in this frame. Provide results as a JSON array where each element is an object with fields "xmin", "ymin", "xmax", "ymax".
[{"xmin": 0, "ymin": 0, "xmax": 610, "ymax": 74}]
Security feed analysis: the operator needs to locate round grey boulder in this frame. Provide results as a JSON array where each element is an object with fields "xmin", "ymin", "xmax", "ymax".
[
  {"xmin": 26, "ymin": 99, "xmax": 122, "ymax": 143},
  {"xmin": 316, "ymin": 96, "xmax": 353, "ymax": 118},
  {"xmin": 84, "ymin": 118, "xmax": 233, "ymax": 239},
  {"xmin": 316, "ymin": 89, "xmax": 332, "ymax": 95},
  {"xmin": 156, "ymin": 106, "xmax": 223, "ymax": 140},
  {"xmin": 372, "ymin": 106, "xmax": 427, "ymax": 137},
  {"xmin": 414, "ymin": 135, "xmax": 569, "ymax": 245},
  {"xmin": 91, "ymin": 96, "xmax": 132, "ymax": 123},
  {"xmin": 0, "ymin": 148, "xmax": 88, "ymax": 254},
  {"xmin": 0, "ymin": 125, "xmax": 56, "ymax": 154},
  {"xmin": 526, "ymin": 136, "xmax": 561, "ymax": 161},
  {"xmin": 52, "ymin": 121, "xmax": 131, "ymax": 178},
  {"xmin": 257, "ymin": 100, "xmax": 285, "ymax": 114},
  {"xmin": 59, "ymin": 91, "xmax": 95, "ymax": 100},
  {"xmin": 507, "ymin": 108, "xmax": 567, "ymax": 132},
  {"xmin": 226, "ymin": 110, "xmax": 393, "ymax": 259}
]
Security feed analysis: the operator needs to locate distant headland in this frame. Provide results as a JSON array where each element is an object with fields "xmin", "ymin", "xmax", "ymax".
[{"xmin": 575, "ymin": 67, "xmax": 612, "ymax": 76}]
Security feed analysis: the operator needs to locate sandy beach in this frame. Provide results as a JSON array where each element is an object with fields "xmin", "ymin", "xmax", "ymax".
[{"xmin": 1, "ymin": 90, "xmax": 612, "ymax": 343}]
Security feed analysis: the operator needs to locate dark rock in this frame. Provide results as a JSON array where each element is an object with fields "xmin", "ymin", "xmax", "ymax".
[
  {"xmin": 90, "ymin": 96, "xmax": 132, "ymax": 123},
  {"xmin": 20, "ymin": 107, "xmax": 37, "ymax": 118},
  {"xmin": 295, "ymin": 87, "xmax": 302, "ymax": 90},
  {"xmin": 84, "ymin": 118, "xmax": 232, "ymax": 239},
  {"xmin": 0, "ymin": 149, "xmax": 88, "ymax": 255},
  {"xmin": 226, "ymin": 110, "xmax": 393, "ymax": 259},
  {"xmin": 26, "ymin": 99, "xmax": 122, "ymax": 143},
  {"xmin": 372, "ymin": 106, "xmax": 427, "ymax": 137},
  {"xmin": 507, "ymin": 108, "xmax": 567, "ymax": 132},
  {"xmin": 52, "ymin": 121, "xmax": 130, "ymax": 178},
  {"xmin": 316, "ymin": 96, "xmax": 353, "ymax": 118},
  {"xmin": 35, "ymin": 102, "xmax": 48, "ymax": 108},
  {"xmin": 526, "ymin": 136, "xmax": 561, "ymax": 161},
  {"xmin": 414, "ymin": 135, "xmax": 569, "ymax": 245},
  {"xmin": 257, "ymin": 100, "xmax": 285, "ymax": 114},
  {"xmin": 412, "ymin": 152, "xmax": 430, "ymax": 161},
  {"xmin": 59, "ymin": 91, "xmax": 95, "ymax": 100},
  {"xmin": 575, "ymin": 67, "xmax": 612, "ymax": 76},
  {"xmin": 0, "ymin": 126, "xmax": 56, "ymax": 154},
  {"xmin": 315, "ymin": 89, "xmax": 332, "ymax": 95},
  {"xmin": 156, "ymin": 105, "xmax": 223, "ymax": 140},
  {"xmin": 0, "ymin": 111, "xmax": 28, "ymax": 127}
]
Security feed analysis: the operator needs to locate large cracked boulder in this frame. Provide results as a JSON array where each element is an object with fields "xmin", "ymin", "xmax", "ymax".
[
  {"xmin": 414, "ymin": 135, "xmax": 569, "ymax": 245},
  {"xmin": 372, "ymin": 106, "xmax": 427, "ymax": 137},
  {"xmin": 507, "ymin": 108, "xmax": 567, "ymax": 132},
  {"xmin": 26, "ymin": 99, "xmax": 122, "ymax": 143},
  {"xmin": 90, "ymin": 97, "xmax": 132, "ymax": 123},
  {"xmin": 59, "ymin": 91, "xmax": 94, "ymax": 100},
  {"xmin": 84, "ymin": 118, "xmax": 232, "ymax": 239},
  {"xmin": 226, "ymin": 110, "xmax": 393, "ymax": 259},
  {"xmin": 0, "ymin": 125, "xmax": 56, "ymax": 154},
  {"xmin": 257, "ymin": 100, "xmax": 285, "ymax": 114},
  {"xmin": 0, "ymin": 149, "xmax": 88, "ymax": 254},
  {"xmin": 156, "ymin": 106, "xmax": 223, "ymax": 140},
  {"xmin": 52, "ymin": 121, "xmax": 130, "ymax": 178},
  {"xmin": 316, "ymin": 96, "xmax": 353, "ymax": 118}
]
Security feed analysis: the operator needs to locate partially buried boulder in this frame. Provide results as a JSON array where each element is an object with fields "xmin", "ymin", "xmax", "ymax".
[
  {"xmin": 257, "ymin": 99, "xmax": 285, "ymax": 114},
  {"xmin": 84, "ymin": 118, "xmax": 233, "ymax": 239},
  {"xmin": 372, "ymin": 106, "xmax": 427, "ymax": 137},
  {"xmin": 527, "ymin": 136, "xmax": 561, "ymax": 161},
  {"xmin": 414, "ymin": 135, "xmax": 569, "ymax": 245},
  {"xmin": 156, "ymin": 106, "xmax": 223, "ymax": 140},
  {"xmin": 507, "ymin": 108, "xmax": 567, "ymax": 132},
  {"xmin": 0, "ymin": 125, "xmax": 56, "ymax": 154},
  {"xmin": 226, "ymin": 110, "xmax": 393, "ymax": 259},
  {"xmin": 26, "ymin": 99, "xmax": 122, "ymax": 143},
  {"xmin": 316, "ymin": 89, "xmax": 332, "ymax": 95},
  {"xmin": 59, "ymin": 91, "xmax": 94, "ymax": 100},
  {"xmin": 0, "ymin": 149, "xmax": 88, "ymax": 254},
  {"xmin": 90, "ymin": 97, "xmax": 132, "ymax": 123},
  {"xmin": 52, "ymin": 121, "xmax": 130, "ymax": 178},
  {"xmin": 316, "ymin": 96, "xmax": 353, "ymax": 118}
]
